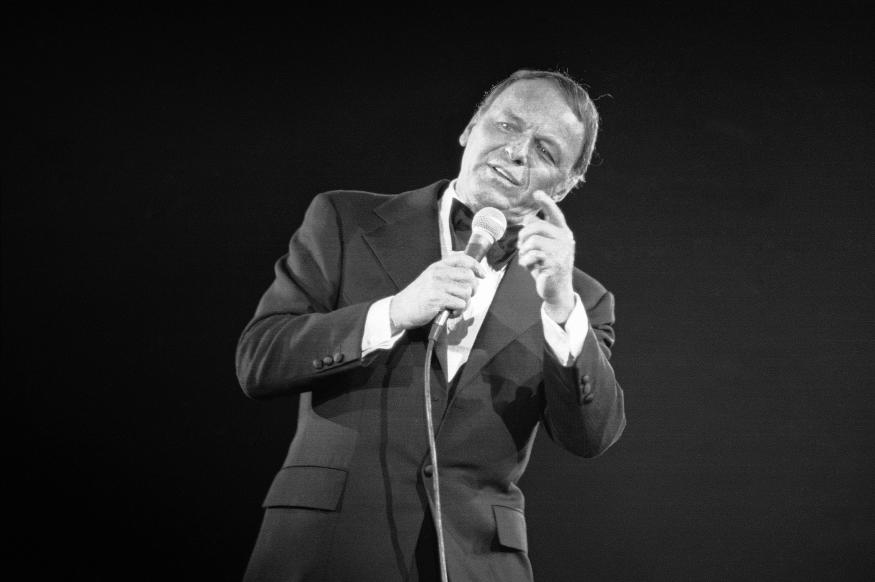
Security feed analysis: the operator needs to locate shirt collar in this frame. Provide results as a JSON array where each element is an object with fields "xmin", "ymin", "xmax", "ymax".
[{"xmin": 439, "ymin": 180, "xmax": 508, "ymax": 273}]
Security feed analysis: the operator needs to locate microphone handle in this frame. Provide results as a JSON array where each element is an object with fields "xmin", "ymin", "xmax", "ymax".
[
  {"xmin": 427, "ymin": 232, "xmax": 493, "ymax": 342},
  {"xmin": 428, "ymin": 310, "xmax": 451, "ymax": 342}
]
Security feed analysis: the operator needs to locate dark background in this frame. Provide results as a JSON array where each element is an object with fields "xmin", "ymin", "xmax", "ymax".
[{"xmin": 5, "ymin": 7, "xmax": 873, "ymax": 581}]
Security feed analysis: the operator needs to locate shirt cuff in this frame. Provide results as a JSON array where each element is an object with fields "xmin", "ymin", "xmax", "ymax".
[
  {"xmin": 541, "ymin": 293, "xmax": 589, "ymax": 366},
  {"xmin": 362, "ymin": 296, "xmax": 405, "ymax": 357}
]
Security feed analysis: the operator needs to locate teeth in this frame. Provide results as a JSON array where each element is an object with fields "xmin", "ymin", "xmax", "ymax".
[{"xmin": 492, "ymin": 165, "xmax": 515, "ymax": 184}]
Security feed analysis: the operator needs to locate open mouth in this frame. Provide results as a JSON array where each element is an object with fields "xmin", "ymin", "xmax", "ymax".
[{"xmin": 489, "ymin": 164, "xmax": 520, "ymax": 186}]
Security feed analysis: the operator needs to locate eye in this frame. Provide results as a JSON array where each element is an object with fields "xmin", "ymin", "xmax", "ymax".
[
  {"xmin": 497, "ymin": 121, "xmax": 515, "ymax": 132},
  {"xmin": 537, "ymin": 143, "xmax": 555, "ymax": 164}
]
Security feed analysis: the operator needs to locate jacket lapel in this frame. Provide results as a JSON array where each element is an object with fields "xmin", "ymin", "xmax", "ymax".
[
  {"xmin": 452, "ymin": 258, "xmax": 543, "ymax": 397},
  {"xmin": 362, "ymin": 181, "xmax": 446, "ymax": 291}
]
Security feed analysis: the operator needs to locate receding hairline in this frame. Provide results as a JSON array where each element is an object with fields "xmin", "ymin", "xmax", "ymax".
[{"xmin": 475, "ymin": 76, "xmax": 586, "ymax": 124}]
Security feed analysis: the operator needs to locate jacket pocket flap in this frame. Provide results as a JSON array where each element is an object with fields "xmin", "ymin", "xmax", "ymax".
[
  {"xmin": 493, "ymin": 505, "xmax": 528, "ymax": 552},
  {"xmin": 262, "ymin": 465, "xmax": 348, "ymax": 510}
]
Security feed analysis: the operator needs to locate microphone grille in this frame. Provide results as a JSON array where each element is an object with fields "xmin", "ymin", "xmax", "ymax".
[{"xmin": 471, "ymin": 207, "xmax": 508, "ymax": 242}]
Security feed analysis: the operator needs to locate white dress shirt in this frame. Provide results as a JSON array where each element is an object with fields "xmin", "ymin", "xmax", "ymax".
[{"xmin": 361, "ymin": 182, "xmax": 589, "ymax": 381}]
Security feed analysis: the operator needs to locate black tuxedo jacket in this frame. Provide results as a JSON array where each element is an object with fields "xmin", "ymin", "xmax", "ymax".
[{"xmin": 236, "ymin": 180, "xmax": 626, "ymax": 581}]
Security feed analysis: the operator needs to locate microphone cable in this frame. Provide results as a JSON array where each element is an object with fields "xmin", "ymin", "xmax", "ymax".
[
  {"xmin": 421, "ymin": 205, "xmax": 506, "ymax": 582},
  {"xmin": 424, "ymin": 325, "xmax": 449, "ymax": 582}
]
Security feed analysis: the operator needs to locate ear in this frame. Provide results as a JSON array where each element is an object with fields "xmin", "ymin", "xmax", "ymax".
[
  {"xmin": 458, "ymin": 124, "xmax": 472, "ymax": 147},
  {"xmin": 458, "ymin": 114, "xmax": 479, "ymax": 147}
]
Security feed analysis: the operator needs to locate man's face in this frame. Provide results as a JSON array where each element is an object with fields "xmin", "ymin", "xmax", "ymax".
[{"xmin": 455, "ymin": 79, "xmax": 585, "ymax": 224}]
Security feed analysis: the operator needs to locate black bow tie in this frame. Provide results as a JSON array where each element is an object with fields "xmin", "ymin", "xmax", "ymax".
[{"xmin": 450, "ymin": 198, "xmax": 521, "ymax": 269}]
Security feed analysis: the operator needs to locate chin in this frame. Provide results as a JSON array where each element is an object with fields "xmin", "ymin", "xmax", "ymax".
[
  {"xmin": 504, "ymin": 207, "xmax": 535, "ymax": 225},
  {"xmin": 460, "ymin": 177, "xmax": 531, "ymax": 215}
]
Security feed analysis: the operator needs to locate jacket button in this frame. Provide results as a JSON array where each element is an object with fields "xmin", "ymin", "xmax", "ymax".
[
  {"xmin": 423, "ymin": 465, "xmax": 434, "ymax": 478},
  {"xmin": 323, "ymin": 356, "xmax": 334, "ymax": 366},
  {"xmin": 313, "ymin": 359, "xmax": 324, "ymax": 370},
  {"xmin": 578, "ymin": 375, "xmax": 593, "ymax": 404},
  {"xmin": 333, "ymin": 352, "xmax": 344, "ymax": 363}
]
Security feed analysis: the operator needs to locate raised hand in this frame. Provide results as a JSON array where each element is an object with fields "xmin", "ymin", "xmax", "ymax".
[{"xmin": 517, "ymin": 190, "xmax": 576, "ymax": 325}]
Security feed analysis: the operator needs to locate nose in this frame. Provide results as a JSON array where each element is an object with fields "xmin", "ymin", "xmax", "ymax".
[{"xmin": 504, "ymin": 137, "xmax": 529, "ymax": 166}]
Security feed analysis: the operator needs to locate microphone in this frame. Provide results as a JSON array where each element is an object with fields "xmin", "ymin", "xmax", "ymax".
[{"xmin": 428, "ymin": 206, "xmax": 507, "ymax": 341}]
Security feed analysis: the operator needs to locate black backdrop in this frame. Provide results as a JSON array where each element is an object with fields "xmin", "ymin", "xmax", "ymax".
[{"xmin": 6, "ymin": 8, "xmax": 873, "ymax": 581}]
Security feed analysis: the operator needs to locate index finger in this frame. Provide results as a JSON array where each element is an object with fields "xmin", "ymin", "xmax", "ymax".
[{"xmin": 532, "ymin": 190, "xmax": 568, "ymax": 228}]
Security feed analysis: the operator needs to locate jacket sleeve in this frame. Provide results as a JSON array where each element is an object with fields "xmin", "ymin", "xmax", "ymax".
[
  {"xmin": 540, "ymin": 289, "xmax": 626, "ymax": 457},
  {"xmin": 235, "ymin": 193, "xmax": 376, "ymax": 400}
]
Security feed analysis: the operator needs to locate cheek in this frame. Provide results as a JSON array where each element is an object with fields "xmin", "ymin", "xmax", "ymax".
[
  {"xmin": 472, "ymin": 128, "xmax": 502, "ymax": 152},
  {"xmin": 531, "ymin": 167, "xmax": 564, "ymax": 189},
  {"xmin": 530, "ymin": 167, "xmax": 546, "ymax": 181}
]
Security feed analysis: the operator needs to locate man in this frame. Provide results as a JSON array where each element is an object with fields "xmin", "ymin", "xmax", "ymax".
[{"xmin": 236, "ymin": 69, "xmax": 625, "ymax": 581}]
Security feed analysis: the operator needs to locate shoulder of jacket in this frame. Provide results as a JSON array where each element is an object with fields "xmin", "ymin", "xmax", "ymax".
[
  {"xmin": 310, "ymin": 180, "xmax": 447, "ymax": 219},
  {"xmin": 311, "ymin": 189, "xmax": 393, "ymax": 210}
]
